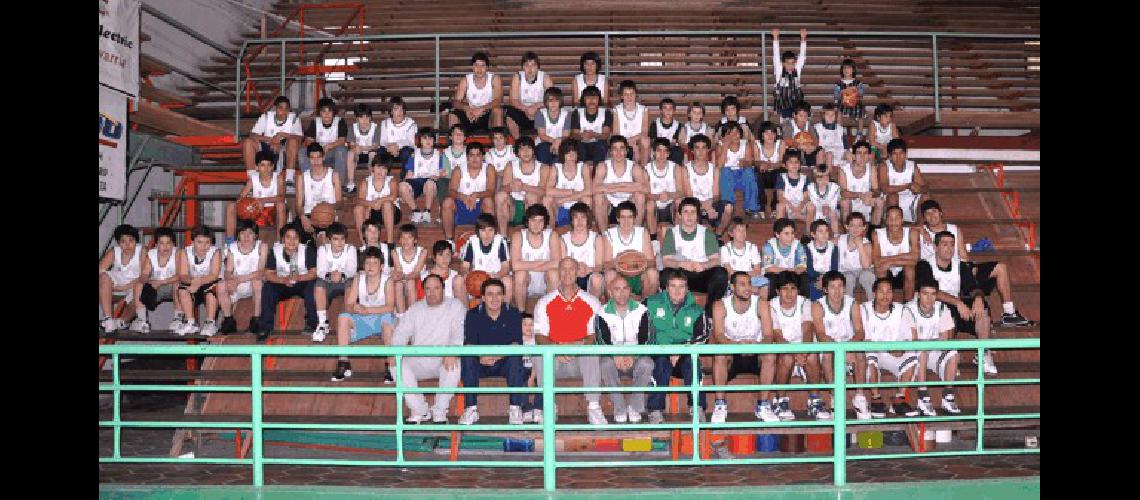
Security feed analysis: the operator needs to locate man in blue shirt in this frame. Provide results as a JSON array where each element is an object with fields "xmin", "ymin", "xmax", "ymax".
[{"xmin": 458, "ymin": 278, "xmax": 528, "ymax": 425}]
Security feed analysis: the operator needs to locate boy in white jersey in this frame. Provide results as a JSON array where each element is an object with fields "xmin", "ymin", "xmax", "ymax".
[
  {"xmin": 677, "ymin": 102, "xmax": 711, "ymax": 148},
  {"xmin": 543, "ymin": 139, "xmax": 595, "ymax": 228},
  {"xmin": 814, "ymin": 103, "xmax": 848, "ymax": 168},
  {"xmin": 775, "ymin": 150, "xmax": 810, "ymax": 221},
  {"xmin": 562, "ymin": 202, "xmax": 608, "ymax": 299},
  {"xmin": 869, "ymin": 104, "xmax": 899, "ymax": 161},
  {"xmin": 908, "ymin": 280, "xmax": 961, "ymax": 416},
  {"xmin": 377, "ymin": 96, "xmax": 418, "ymax": 168},
  {"xmin": 175, "ymin": 226, "xmax": 233, "ymax": 336},
  {"xmin": 715, "ymin": 96, "xmax": 754, "ymax": 144},
  {"xmin": 354, "ymin": 156, "xmax": 401, "ymax": 246},
  {"xmin": 649, "ymin": 98, "xmax": 685, "ymax": 164},
  {"xmin": 837, "ymin": 212, "xmax": 876, "ymax": 299},
  {"xmin": 132, "ymin": 227, "xmax": 183, "ymax": 333},
  {"xmin": 99, "ymin": 224, "xmax": 143, "ymax": 333},
  {"xmin": 345, "ymin": 103, "xmax": 381, "ymax": 194},
  {"xmin": 872, "ymin": 205, "xmax": 920, "ymax": 299},
  {"xmin": 917, "ymin": 200, "xmax": 969, "ymax": 263},
  {"xmin": 772, "ymin": 28, "xmax": 808, "ymax": 122},
  {"xmin": 332, "ymin": 246, "xmax": 398, "ymax": 382},
  {"xmin": 533, "ymin": 87, "xmax": 571, "ymax": 165},
  {"xmin": 242, "ymin": 96, "xmax": 302, "ymax": 178},
  {"xmin": 603, "ymin": 201, "xmax": 660, "ymax": 298},
  {"xmin": 511, "ymin": 204, "xmax": 563, "ymax": 308},
  {"xmin": 719, "ymin": 218, "xmax": 768, "ymax": 295},
  {"xmin": 495, "ymin": 136, "xmax": 549, "ymax": 236},
  {"xmin": 570, "ymin": 86, "xmax": 613, "ymax": 168},
  {"xmin": 781, "ymin": 101, "xmax": 814, "ymax": 144},
  {"xmin": 678, "ymin": 134, "xmax": 729, "ymax": 235},
  {"xmin": 357, "ymin": 219, "xmax": 392, "ymax": 277},
  {"xmin": 400, "ymin": 129, "xmax": 450, "ymax": 225},
  {"xmin": 805, "ymin": 164, "xmax": 841, "ymax": 229},
  {"xmin": 572, "ymin": 51, "xmax": 609, "ymax": 106},
  {"xmin": 761, "ymin": 271, "xmax": 828, "ymax": 421},
  {"xmin": 258, "ymin": 223, "xmax": 319, "ymax": 341},
  {"xmin": 879, "ymin": 139, "xmax": 927, "ymax": 223},
  {"xmin": 716, "ymin": 121, "xmax": 761, "ymax": 217},
  {"xmin": 811, "ymin": 271, "xmax": 871, "ymax": 419},
  {"xmin": 300, "ymin": 98, "xmax": 348, "ymax": 186},
  {"xmin": 484, "ymin": 128, "xmax": 517, "ymax": 187},
  {"xmin": 423, "ymin": 239, "xmax": 467, "ymax": 302},
  {"xmin": 753, "ymin": 121, "xmax": 787, "ymax": 216},
  {"xmin": 613, "ymin": 80, "xmax": 650, "ymax": 166},
  {"xmin": 709, "ymin": 271, "xmax": 776, "ymax": 423},
  {"xmin": 295, "ymin": 144, "xmax": 343, "ymax": 243},
  {"xmin": 442, "ymin": 142, "xmax": 497, "ymax": 241},
  {"xmin": 311, "ymin": 223, "xmax": 358, "ymax": 342},
  {"xmin": 460, "ymin": 213, "xmax": 514, "ymax": 302},
  {"xmin": 390, "ymin": 224, "xmax": 427, "ymax": 314},
  {"xmin": 591, "ymin": 135, "xmax": 648, "ymax": 229},
  {"xmin": 862, "ymin": 277, "xmax": 920, "ymax": 418},
  {"xmin": 226, "ymin": 151, "xmax": 285, "ymax": 241},
  {"xmin": 838, "ymin": 141, "xmax": 883, "ymax": 225},
  {"xmin": 660, "ymin": 198, "xmax": 730, "ymax": 299},
  {"xmin": 761, "ymin": 218, "xmax": 809, "ymax": 300},
  {"xmin": 222, "ymin": 220, "xmax": 267, "ymax": 334},
  {"xmin": 505, "ymin": 51, "xmax": 554, "ymax": 139},
  {"xmin": 645, "ymin": 138, "xmax": 684, "ymax": 240},
  {"xmin": 449, "ymin": 51, "xmax": 503, "ymax": 134},
  {"xmin": 803, "ymin": 220, "xmax": 839, "ymax": 301}
]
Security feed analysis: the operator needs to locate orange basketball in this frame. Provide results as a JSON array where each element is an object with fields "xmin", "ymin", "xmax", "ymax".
[
  {"xmin": 236, "ymin": 197, "xmax": 262, "ymax": 221},
  {"xmin": 455, "ymin": 230, "xmax": 474, "ymax": 257},
  {"xmin": 466, "ymin": 270, "xmax": 490, "ymax": 298},
  {"xmin": 793, "ymin": 131, "xmax": 816, "ymax": 149},
  {"xmin": 840, "ymin": 87, "xmax": 860, "ymax": 107},
  {"xmin": 615, "ymin": 250, "xmax": 648, "ymax": 277},
  {"xmin": 310, "ymin": 202, "xmax": 336, "ymax": 227}
]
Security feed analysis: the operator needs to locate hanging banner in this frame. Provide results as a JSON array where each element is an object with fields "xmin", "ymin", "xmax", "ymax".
[
  {"xmin": 100, "ymin": 85, "xmax": 128, "ymax": 201},
  {"xmin": 99, "ymin": 0, "xmax": 140, "ymax": 96}
]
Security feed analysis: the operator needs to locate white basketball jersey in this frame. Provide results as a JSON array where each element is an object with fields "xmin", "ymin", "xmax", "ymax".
[
  {"xmin": 313, "ymin": 116, "xmax": 341, "ymax": 146},
  {"xmin": 653, "ymin": 118, "xmax": 680, "ymax": 143},
  {"xmin": 577, "ymin": 108, "xmax": 606, "ymax": 139},
  {"xmin": 873, "ymin": 121, "xmax": 893, "ymax": 145},
  {"xmin": 412, "ymin": 148, "xmax": 442, "ymax": 178},
  {"xmin": 756, "ymin": 139, "xmax": 783, "ymax": 163},
  {"xmin": 518, "ymin": 70, "xmax": 546, "ymax": 105},
  {"xmin": 766, "ymin": 238, "xmax": 803, "ymax": 270},
  {"xmin": 875, "ymin": 227, "xmax": 911, "ymax": 275},
  {"xmin": 466, "ymin": 234, "xmax": 508, "ymax": 274},
  {"xmin": 603, "ymin": 159, "xmax": 635, "ymax": 206},
  {"xmin": 457, "ymin": 164, "xmax": 489, "ymax": 196},
  {"xmin": 723, "ymin": 295, "xmax": 763, "ymax": 342},
  {"xmin": 575, "ymin": 73, "xmax": 607, "ymax": 100},
  {"xmin": 395, "ymin": 246, "xmax": 424, "ymax": 275},
  {"xmin": 886, "ymin": 160, "xmax": 916, "ymax": 192},
  {"xmin": 926, "ymin": 257, "xmax": 962, "ymax": 297},
  {"xmin": 836, "ymin": 234, "xmax": 869, "ymax": 273},
  {"xmin": 351, "ymin": 122, "xmax": 378, "ymax": 148},
  {"xmin": 537, "ymin": 108, "xmax": 571, "ymax": 144},
  {"xmin": 465, "ymin": 72, "xmax": 494, "ymax": 107},
  {"xmin": 841, "ymin": 163, "xmax": 872, "ymax": 194},
  {"xmin": 485, "ymin": 146, "xmax": 516, "ymax": 173},
  {"xmin": 814, "ymin": 122, "xmax": 846, "ymax": 154},
  {"xmin": 790, "ymin": 119, "xmax": 812, "ymax": 137},
  {"xmin": 907, "ymin": 299, "xmax": 949, "ymax": 341},
  {"xmin": 720, "ymin": 241, "xmax": 761, "ymax": 273},
  {"xmin": 685, "ymin": 121, "xmax": 710, "ymax": 139},
  {"xmin": 808, "ymin": 241, "xmax": 837, "ymax": 274},
  {"xmin": 147, "ymin": 248, "xmax": 177, "ymax": 280},
  {"xmin": 302, "ymin": 169, "xmax": 336, "ymax": 215},
  {"xmin": 646, "ymin": 161, "xmax": 678, "ymax": 208},
  {"xmin": 554, "ymin": 162, "xmax": 586, "ymax": 209},
  {"xmin": 921, "ymin": 223, "xmax": 961, "ymax": 262},
  {"xmin": 818, "ymin": 296, "xmax": 856, "ymax": 342},
  {"xmin": 807, "ymin": 182, "xmax": 841, "ymax": 217},
  {"xmin": 615, "ymin": 103, "xmax": 646, "ymax": 138},
  {"xmin": 606, "ymin": 226, "xmax": 646, "ymax": 256},
  {"xmin": 249, "ymin": 170, "xmax": 278, "ymax": 204},
  {"xmin": 185, "ymin": 246, "xmax": 217, "ymax": 278},
  {"xmin": 861, "ymin": 302, "xmax": 911, "ymax": 342},
  {"xmin": 780, "ymin": 173, "xmax": 807, "ymax": 205},
  {"xmin": 685, "ymin": 161, "xmax": 715, "ymax": 202},
  {"xmin": 257, "ymin": 111, "xmax": 300, "ymax": 138},
  {"xmin": 272, "ymin": 243, "xmax": 309, "ymax": 275},
  {"xmin": 562, "ymin": 230, "xmax": 598, "ymax": 268},
  {"xmin": 364, "ymin": 174, "xmax": 393, "ymax": 202},
  {"xmin": 379, "ymin": 117, "xmax": 417, "ymax": 149},
  {"xmin": 320, "ymin": 243, "xmax": 358, "ymax": 279},
  {"xmin": 509, "ymin": 159, "xmax": 543, "ymax": 201},
  {"xmin": 671, "ymin": 225, "xmax": 710, "ymax": 263},
  {"xmin": 112, "ymin": 245, "xmax": 142, "ymax": 281},
  {"xmin": 356, "ymin": 273, "xmax": 388, "ymax": 307},
  {"xmin": 521, "ymin": 228, "xmax": 554, "ymax": 263},
  {"xmin": 445, "ymin": 147, "xmax": 468, "ymax": 175},
  {"xmin": 228, "ymin": 241, "xmax": 262, "ymax": 277},
  {"xmin": 723, "ymin": 139, "xmax": 747, "ymax": 169},
  {"xmin": 771, "ymin": 296, "xmax": 809, "ymax": 343}
]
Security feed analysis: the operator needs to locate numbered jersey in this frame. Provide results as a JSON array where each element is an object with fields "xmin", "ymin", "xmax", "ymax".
[
  {"xmin": 227, "ymin": 241, "xmax": 262, "ymax": 278},
  {"xmin": 465, "ymin": 72, "xmax": 494, "ymax": 107},
  {"xmin": 465, "ymin": 234, "xmax": 508, "ymax": 274},
  {"xmin": 457, "ymin": 164, "xmax": 489, "ymax": 196},
  {"xmin": 771, "ymin": 296, "xmax": 810, "ymax": 343},
  {"xmin": 861, "ymin": 302, "xmax": 912, "ymax": 342},
  {"xmin": 485, "ymin": 146, "xmax": 516, "ymax": 173},
  {"xmin": 614, "ymin": 103, "xmax": 646, "ymax": 138},
  {"xmin": 723, "ymin": 295, "xmax": 763, "ymax": 342},
  {"xmin": 817, "ymin": 296, "xmax": 856, "ymax": 342},
  {"xmin": 875, "ymin": 227, "xmax": 911, "ymax": 275},
  {"xmin": 302, "ymin": 169, "xmax": 336, "ymax": 215},
  {"xmin": 646, "ymin": 161, "xmax": 678, "ymax": 208},
  {"xmin": 561, "ymin": 231, "xmax": 598, "ymax": 268}
]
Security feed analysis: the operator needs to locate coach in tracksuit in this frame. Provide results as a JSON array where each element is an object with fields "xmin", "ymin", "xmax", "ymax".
[
  {"xmin": 595, "ymin": 276, "xmax": 656, "ymax": 424},
  {"xmin": 644, "ymin": 268, "xmax": 711, "ymax": 424}
]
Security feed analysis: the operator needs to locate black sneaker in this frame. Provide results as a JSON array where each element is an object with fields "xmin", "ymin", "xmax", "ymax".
[
  {"xmin": 869, "ymin": 397, "xmax": 887, "ymax": 418},
  {"xmin": 384, "ymin": 369, "xmax": 395, "ymax": 385},
  {"xmin": 255, "ymin": 331, "xmax": 271, "ymax": 343},
  {"xmin": 219, "ymin": 316, "xmax": 238, "ymax": 334},
  {"xmin": 331, "ymin": 361, "xmax": 353, "ymax": 382},
  {"xmin": 248, "ymin": 316, "xmax": 261, "ymax": 334},
  {"xmin": 1000, "ymin": 311, "xmax": 1031, "ymax": 327},
  {"xmin": 891, "ymin": 398, "xmax": 919, "ymax": 417}
]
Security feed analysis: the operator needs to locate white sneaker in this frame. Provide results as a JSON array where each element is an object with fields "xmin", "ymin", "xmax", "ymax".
[
  {"xmin": 129, "ymin": 317, "xmax": 150, "ymax": 333},
  {"xmin": 102, "ymin": 317, "xmax": 118, "ymax": 334},
  {"xmin": 522, "ymin": 410, "xmax": 534, "ymax": 423},
  {"xmin": 431, "ymin": 408, "xmax": 449, "ymax": 423},
  {"xmin": 627, "ymin": 406, "xmax": 642, "ymax": 423},
  {"xmin": 852, "ymin": 394, "xmax": 872, "ymax": 420},
  {"xmin": 983, "ymin": 350, "xmax": 998, "ymax": 375},
  {"xmin": 917, "ymin": 397, "xmax": 937, "ymax": 417},
  {"xmin": 811, "ymin": 399, "xmax": 833, "ymax": 420},
  {"xmin": 168, "ymin": 314, "xmax": 186, "ymax": 332},
  {"xmin": 587, "ymin": 404, "xmax": 608, "ymax": 425},
  {"xmin": 648, "ymin": 410, "xmax": 664, "ymax": 424},
  {"xmin": 199, "ymin": 320, "xmax": 218, "ymax": 337},
  {"xmin": 941, "ymin": 395, "xmax": 962, "ymax": 414},
  {"xmin": 777, "ymin": 397, "xmax": 796, "ymax": 421},
  {"xmin": 710, "ymin": 402, "xmax": 729, "ymax": 424},
  {"xmin": 531, "ymin": 409, "xmax": 543, "ymax": 424},
  {"xmin": 458, "ymin": 406, "xmax": 480, "ymax": 425},
  {"xmin": 177, "ymin": 321, "xmax": 200, "ymax": 336},
  {"xmin": 509, "ymin": 405, "xmax": 524, "ymax": 425},
  {"xmin": 406, "ymin": 411, "xmax": 432, "ymax": 424},
  {"xmin": 613, "ymin": 408, "xmax": 628, "ymax": 424},
  {"xmin": 312, "ymin": 322, "xmax": 330, "ymax": 343},
  {"xmin": 755, "ymin": 401, "xmax": 780, "ymax": 422}
]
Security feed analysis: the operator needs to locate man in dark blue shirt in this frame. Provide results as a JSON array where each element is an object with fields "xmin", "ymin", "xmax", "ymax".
[{"xmin": 458, "ymin": 278, "xmax": 528, "ymax": 425}]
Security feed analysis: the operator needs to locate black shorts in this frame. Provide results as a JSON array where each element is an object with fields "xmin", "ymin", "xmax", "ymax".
[
  {"xmin": 948, "ymin": 296, "xmax": 991, "ymax": 335},
  {"xmin": 698, "ymin": 200, "xmax": 731, "ymax": 227},
  {"xmin": 179, "ymin": 279, "xmax": 221, "ymax": 307},
  {"xmin": 503, "ymin": 105, "xmax": 536, "ymax": 133},
  {"xmin": 887, "ymin": 268, "xmax": 907, "ymax": 290},
  {"xmin": 367, "ymin": 207, "xmax": 403, "ymax": 226},
  {"xmin": 671, "ymin": 266, "xmax": 729, "ymax": 296},
  {"xmin": 654, "ymin": 203, "xmax": 675, "ymax": 224},
  {"xmin": 727, "ymin": 353, "xmax": 762, "ymax": 382},
  {"xmin": 450, "ymin": 107, "xmax": 492, "ymax": 134},
  {"xmin": 802, "ymin": 147, "xmax": 822, "ymax": 167},
  {"xmin": 377, "ymin": 146, "xmax": 415, "ymax": 168},
  {"xmin": 971, "ymin": 261, "xmax": 999, "ymax": 296},
  {"xmin": 578, "ymin": 141, "xmax": 609, "ymax": 164}
]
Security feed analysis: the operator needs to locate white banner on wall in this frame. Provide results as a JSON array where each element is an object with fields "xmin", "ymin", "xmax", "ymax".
[
  {"xmin": 100, "ymin": 85, "xmax": 128, "ymax": 201},
  {"xmin": 99, "ymin": 0, "xmax": 140, "ymax": 96}
]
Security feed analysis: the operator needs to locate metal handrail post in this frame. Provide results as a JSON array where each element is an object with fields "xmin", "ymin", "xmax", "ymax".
[
  {"xmin": 832, "ymin": 345, "xmax": 847, "ymax": 486},
  {"xmin": 112, "ymin": 353, "xmax": 121, "ymax": 459},
  {"xmin": 234, "ymin": 44, "xmax": 246, "ymax": 140},
  {"xmin": 280, "ymin": 40, "xmax": 287, "ymax": 100},
  {"xmin": 395, "ymin": 354, "xmax": 404, "ymax": 463},
  {"xmin": 690, "ymin": 352, "xmax": 701, "ymax": 462},
  {"xmin": 976, "ymin": 347, "xmax": 985, "ymax": 452},
  {"xmin": 541, "ymin": 352, "xmax": 556, "ymax": 491},
  {"xmin": 932, "ymin": 34, "xmax": 940, "ymax": 122},
  {"xmin": 251, "ymin": 353, "xmax": 264, "ymax": 487},
  {"xmin": 604, "ymin": 33, "xmax": 611, "ymax": 83},
  {"xmin": 761, "ymin": 32, "xmax": 768, "ymax": 121},
  {"xmin": 434, "ymin": 36, "xmax": 441, "ymax": 131}
]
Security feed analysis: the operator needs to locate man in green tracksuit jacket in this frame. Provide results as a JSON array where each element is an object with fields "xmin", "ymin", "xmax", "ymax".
[{"xmin": 643, "ymin": 268, "xmax": 710, "ymax": 424}]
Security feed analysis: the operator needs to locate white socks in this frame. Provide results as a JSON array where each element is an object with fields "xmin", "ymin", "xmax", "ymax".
[
  {"xmin": 317, "ymin": 310, "xmax": 328, "ymax": 324},
  {"xmin": 1002, "ymin": 302, "xmax": 1015, "ymax": 315}
]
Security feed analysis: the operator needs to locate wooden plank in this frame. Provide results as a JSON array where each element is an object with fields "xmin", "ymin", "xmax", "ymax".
[{"xmin": 131, "ymin": 100, "xmax": 234, "ymax": 137}]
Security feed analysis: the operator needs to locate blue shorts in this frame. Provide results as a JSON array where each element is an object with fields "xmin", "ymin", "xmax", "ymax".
[
  {"xmin": 454, "ymin": 199, "xmax": 484, "ymax": 226},
  {"xmin": 555, "ymin": 206, "xmax": 572, "ymax": 227},
  {"xmin": 340, "ymin": 312, "xmax": 397, "ymax": 343},
  {"xmin": 407, "ymin": 178, "xmax": 429, "ymax": 198}
]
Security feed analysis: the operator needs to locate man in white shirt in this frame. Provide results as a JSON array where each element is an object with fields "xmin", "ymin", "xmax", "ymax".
[{"xmin": 391, "ymin": 274, "xmax": 468, "ymax": 424}]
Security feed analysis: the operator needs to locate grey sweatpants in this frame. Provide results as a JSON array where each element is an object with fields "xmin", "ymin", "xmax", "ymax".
[
  {"xmin": 844, "ymin": 269, "xmax": 876, "ymax": 299},
  {"xmin": 599, "ymin": 355, "xmax": 655, "ymax": 413},
  {"xmin": 401, "ymin": 356, "xmax": 461, "ymax": 415},
  {"xmin": 531, "ymin": 355, "xmax": 601, "ymax": 404}
]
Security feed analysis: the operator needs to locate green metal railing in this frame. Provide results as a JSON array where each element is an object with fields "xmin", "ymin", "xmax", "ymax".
[
  {"xmin": 231, "ymin": 30, "xmax": 1040, "ymax": 139},
  {"xmin": 100, "ymin": 338, "xmax": 1039, "ymax": 491}
]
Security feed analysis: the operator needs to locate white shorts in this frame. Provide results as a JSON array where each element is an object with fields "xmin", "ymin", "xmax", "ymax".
[
  {"xmin": 230, "ymin": 281, "xmax": 254, "ymax": 303},
  {"xmin": 526, "ymin": 271, "xmax": 548, "ymax": 297},
  {"xmin": 811, "ymin": 202, "xmax": 838, "ymax": 221},
  {"xmin": 107, "ymin": 270, "xmax": 137, "ymax": 303},
  {"xmin": 849, "ymin": 198, "xmax": 872, "ymax": 218},
  {"xmin": 923, "ymin": 349, "xmax": 959, "ymax": 380},
  {"xmin": 897, "ymin": 191, "xmax": 919, "ymax": 222},
  {"xmin": 866, "ymin": 351, "xmax": 919, "ymax": 379}
]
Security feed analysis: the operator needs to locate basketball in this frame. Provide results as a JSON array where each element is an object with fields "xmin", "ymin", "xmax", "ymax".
[
  {"xmin": 236, "ymin": 197, "xmax": 262, "ymax": 221},
  {"xmin": 310, "ymin": 202, "xmax": 336, "ymax": 227},
  {"xmin": 614, "ymin": 250, "xmax": 648, "ymax": 277},
  {"xmin": 466, "ymin": 270, "xmax": 490, "ymax": 298},
  {"xmin": 840, "ymin": 87, "xmax": 860, "ymax": 107},
  {"xmin": 455, "ymin": 230, "xmax": 474, "ymax": 257},
  {"xmin": 793, "ymin": 131, "xmax": 816, "ymax": 149}
]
